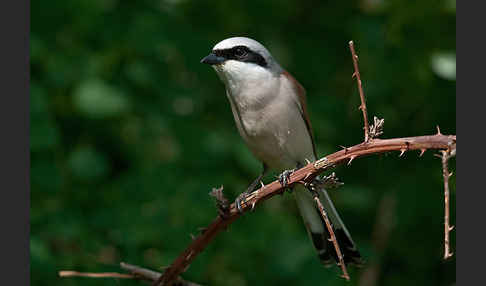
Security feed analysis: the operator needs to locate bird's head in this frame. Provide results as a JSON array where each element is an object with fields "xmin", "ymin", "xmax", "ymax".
[{"xmin": 201, "ymin": 37, "xmax": 283, "ymax": 88}]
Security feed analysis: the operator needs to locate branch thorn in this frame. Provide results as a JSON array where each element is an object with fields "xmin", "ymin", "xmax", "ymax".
[
  {"xmin": 419, "ymin": 149, "xmax": 426, "ymax": 157},
  {"xmin": 303, "ymin": 172, "xmax": 313, "ymax": 181},
  {"xmin": 347, "ymin": 155, "xmax": 356, "ymax": 165},
  {"xmin": 340, "ymin": 145, "xmax": 348, "ymax": 154}
]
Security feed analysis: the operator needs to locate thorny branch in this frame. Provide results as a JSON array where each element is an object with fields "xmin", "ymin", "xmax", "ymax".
[
  {"xmin": 349, "ymin": 40, "xmax": 371, "ymax": 142},
  {"xmin": 313, "ymin": 191, "xmax": 350, "ymax": 280},
  {"xmin": 153, "ymin": 133, "xmax": 456, "ymax": 286},
  {"xmin": 304, "ymin": 173, "xmax": 349, "ymax": 280},
  {"xmin": 437, "ymin": 133, "xmax": 456, "ymax": 259},
  {"xmin": 316, "ymin": 40, "xmax": 384, "ymax": 278}
]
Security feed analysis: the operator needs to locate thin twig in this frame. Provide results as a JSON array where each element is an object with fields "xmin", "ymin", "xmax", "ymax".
[
  {"xmin": 60, "ymin": 262, "xmax": 202, "ymax": 286},
  {"xmin": 440, "ymin": 148, "xmax": 455, "ymax": 259},
  {"xmin": 121, "ymin": 262, "xmax": 202, "ymax": 285},
  {"xmin": 59, "ymin": 271, "xmax": 134, "ymax": 279},
  {"xmin": 349, "ymin": 41, "xmax": 370, "ymax": 142},
  {"xmin": 153, "ymin": 133, "xmax": 456, "ymax": 286},
  {"xmin": 120, "ymin": 262, "xmax": 161, "ymax": 281},
  {"xmin": 313, "ymin": 192, "xmax": 349, "ymax": 280}
]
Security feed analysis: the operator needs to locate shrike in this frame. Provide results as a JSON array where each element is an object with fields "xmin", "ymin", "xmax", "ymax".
[{"xmin": 201, "ymin": 37, "xmax": 362, "ymax": 266}]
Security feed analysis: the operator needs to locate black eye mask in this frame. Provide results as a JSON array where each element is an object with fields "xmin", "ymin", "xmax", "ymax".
[{"xmin": 213, "ymin": 46, "xmax": 267, "ymax": 68}]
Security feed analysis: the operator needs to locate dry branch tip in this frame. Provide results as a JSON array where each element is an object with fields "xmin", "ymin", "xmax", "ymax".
[
  {"xmin": 312, "ymin": 192, "xmax": 350, "ymax": 280},
  {"xmin": 440, "ymin": 149, "xmax": 454, "ymax": 260},
  {"xmin": 209, "ymin": 186, "xmax": 230, "ymax": 218},
  {"xmin": 436, "ymin": 125, "xmax": 442, "ymax": 135},
  {"xmin": 349, "ymin": 40, "xmax": 370, "ymax": 142}
]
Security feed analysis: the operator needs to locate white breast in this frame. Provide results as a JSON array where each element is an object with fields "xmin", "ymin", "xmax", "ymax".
[{"xmin": 219, "ymin": 63, "xmax": 316, "ymax": 171}]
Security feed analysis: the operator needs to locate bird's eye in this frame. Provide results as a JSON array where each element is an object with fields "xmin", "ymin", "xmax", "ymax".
[{"xmin": 234, "ymin": 47, "xmax": 247, "ymax": 58}]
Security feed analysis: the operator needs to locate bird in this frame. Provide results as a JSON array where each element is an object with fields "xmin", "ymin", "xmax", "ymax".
[{"xmin": 200, "ymin": 37, "xmax": 362, "ymax": 267}]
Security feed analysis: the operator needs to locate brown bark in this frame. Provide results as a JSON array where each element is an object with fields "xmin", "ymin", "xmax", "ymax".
[{"xmin": 154, "ymin": 133, "xmax": 456, "ymax": 286}]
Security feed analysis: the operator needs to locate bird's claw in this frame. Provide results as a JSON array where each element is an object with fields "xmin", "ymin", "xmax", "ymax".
[
  {"xmin": 235, "ymin": 192, "xmax": 249, "ymax": 213},
  {"xmin": 278, "ymin": 169, "xmax": 295, "ymax": 192}
]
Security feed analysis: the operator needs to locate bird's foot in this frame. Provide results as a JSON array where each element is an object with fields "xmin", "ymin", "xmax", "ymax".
[
  {"xmin": 278, "ymin": 169, "xmax": 295, "ymax": 193},
  {"xmin": 235, "ymin": 180, "xmax": 266, "ymax": 213},
  {"xmin": 235, "ymin": 191, "xmax": 251, "ymax": 213}
]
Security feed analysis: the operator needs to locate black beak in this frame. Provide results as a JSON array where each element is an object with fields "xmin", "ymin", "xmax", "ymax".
[{"xmin": 200, "ymin": 53, "xmax": 226, "ymax": 65}]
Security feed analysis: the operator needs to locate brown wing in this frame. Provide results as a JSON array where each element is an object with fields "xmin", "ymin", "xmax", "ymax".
[{"xmin": 282, "ymin": 70, "xmax": 317, "ymax": 158}]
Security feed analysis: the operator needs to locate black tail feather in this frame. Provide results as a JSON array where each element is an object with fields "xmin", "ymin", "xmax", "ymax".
[{"xmin": 311, "ymin": 227, "xmax": 363, "ymax": 267}]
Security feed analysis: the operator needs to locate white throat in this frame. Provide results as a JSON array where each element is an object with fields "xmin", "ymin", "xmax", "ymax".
[{"xmin": 213, "ymin": 60, "xmax": 281, "ymax": 110}]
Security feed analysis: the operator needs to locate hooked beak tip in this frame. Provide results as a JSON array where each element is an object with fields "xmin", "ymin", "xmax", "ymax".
[{"xmin": 201, "ymin": 53, "xmax": 225, "ymax": 65}]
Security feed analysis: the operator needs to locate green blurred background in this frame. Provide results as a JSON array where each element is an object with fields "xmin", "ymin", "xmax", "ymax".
[{"xmin": 30, "ymin": 0, "xmax": 456, "ymax": 285}]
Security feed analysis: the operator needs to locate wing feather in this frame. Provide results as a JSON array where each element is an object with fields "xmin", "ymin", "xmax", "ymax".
[{"xmin": 282, "ymin": 71, "xmax": 317, "ymax": 158}]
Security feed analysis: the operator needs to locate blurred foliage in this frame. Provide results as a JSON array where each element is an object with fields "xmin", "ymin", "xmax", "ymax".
[{"xmin": 30, "ymin": 0, "xmax": 455, "ymax": 285}]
